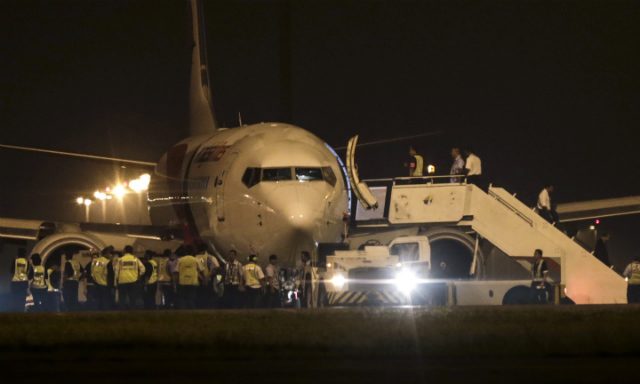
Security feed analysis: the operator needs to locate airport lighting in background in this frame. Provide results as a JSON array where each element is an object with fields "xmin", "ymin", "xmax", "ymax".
[{"xmin": 427, "ymin": 165, "xmax": 435, "ymax": 174}]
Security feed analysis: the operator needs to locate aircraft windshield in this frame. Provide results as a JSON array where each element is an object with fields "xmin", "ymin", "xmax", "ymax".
[
  {"xmin": 262, "ymin": 168, "xmax": 293, "ymax": 181},
  {"xmin": 295, "ymin": 168, "xmax": 323, "ymax": 182}
]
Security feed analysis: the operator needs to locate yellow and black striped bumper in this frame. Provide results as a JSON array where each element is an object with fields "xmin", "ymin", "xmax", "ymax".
[{"xmin": 327, "ymin": 291, "xmax": 407, "ymax": 306}]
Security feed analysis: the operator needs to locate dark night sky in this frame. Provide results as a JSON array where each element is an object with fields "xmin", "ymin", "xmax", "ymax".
[{"xmin": 1, "ymin": 1, "xmax": 638, "ymax": 262}]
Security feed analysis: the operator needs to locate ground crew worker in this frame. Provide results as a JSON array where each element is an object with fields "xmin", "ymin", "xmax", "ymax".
[
  {"xmin": 143, "ymin": 251, "xmax": 158, "ymax": 310},
  {"xmin": 63, "ymin": 252, "xmax": 82, "ymax": 311},
  {"xmin": 29, "ymin": 254, "xmax": 48, "ymax": 312},
  {"xmin": 265, "ymin": 254, "xmax": 281, "ymax": 308},
  {"xmin": 195, "ymin": 243, "xmax": 220, "ymax": 309},
  {"xmin": 10, "ymin": 248, "xmax": 31, "ymax": 312},
  {"xmin": 81, "ymin": 252, "xmax": 99, "ymax": 310},
  {"xmin": 157, "ymin": 249, "xmax": 174, "ymax": 309},
  {"xmin": 90, "ymin": 246, "xmax": 111, "ymax": 310},
  {"xmin": 46, "ymin": 263, "xmax": 62, "ymax": 312},
  {"xmin": 623, "ymin": 255, "xmax": 640, "ymax": 304},
  {"xmin": 174, "ymin": 245, "xmax": 206, "ymax": 310},
  {"xmin": 243, "ymin": 255, "xmax": 265, "ymax": 308},
  {"xmin": 222, "ymin": 250, "xmax": 244, "ymax": 309},
  {"xmin": 461, "ymin": 147, "xmax": 482, "ymax": 188},
  {"xmin": 115, "ymin": 245, "xmax": 145, "ymax": 310},
  {"xmin": 106, "ymin": 250, "xmax": 117, "ymax": 310},
  {"xmin": 404, "ymin": 146, "xmax": 424, "ymax": 179},
  {"xmin": 530, "ymin": 249, "xmax": 549, "ymax": 304},
  {"xmin": 298, "ymin": 251, "xmax": 312, "ymax": 308}
]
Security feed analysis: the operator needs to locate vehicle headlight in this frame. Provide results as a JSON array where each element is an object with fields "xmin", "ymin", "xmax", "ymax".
[
  {"xmin": 395, "ymin": 270, "xmax": 418, "ymax": 294},
  {"xmin": 331, "ymin": 275, "xmax": 346, "ymax": 289}
]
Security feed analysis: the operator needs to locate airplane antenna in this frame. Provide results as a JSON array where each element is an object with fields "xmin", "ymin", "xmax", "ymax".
[{"xmin": 238, "ymin": 112, "xmax": 243, "ymax": 127}]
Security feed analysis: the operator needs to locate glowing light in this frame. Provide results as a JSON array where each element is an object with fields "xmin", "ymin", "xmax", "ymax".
[
  {"xmin": 94, "ymin": 191, "xmax": 100, "ymax": 198},
  {"xmin": 326, "ymin": 263, "xmax": 332, "ymax": 268},
  {"xmin": 129, "ymin": 173, "xmax": 151, "ymax": 193},
  {"xmin": 331, "ymin": 275, "xmax": 346, "ymax": 289},
  {"xmin": 105, "ymin": 186, "xmax": 111, "ymax": 192},
  {"xmin": 84, "ymin": 199, "xmax": 92, "ymax": 206},
  {"xmin": 396, "ymin": 262, "xmax": 402, "ymax": 268},
  {"xmin": 589, "ymin": 226, "xmax": 595, "ymax": 230},
  {"xmin": 427, "ymin": 165, "xmax": 435, "ymax": 174},
  {"xmin": 113, "ymin": 185, "xmax": 126, "ymax": 198},
  {"xmin": 595, "ymin": 219, "xmax": 600, "ymax": 224},
  {"xmin": 76, "ymin": 197, "xmax": 84, "ymax": 205},
  {"xmin": 395, "ymin": 270, "xmax": 418, "ymax": 294}
]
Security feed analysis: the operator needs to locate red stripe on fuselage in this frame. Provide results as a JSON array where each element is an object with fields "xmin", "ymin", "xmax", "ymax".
[{"xmin": 166, "ymin": 143, "xmax": 203, "ymax": 246}]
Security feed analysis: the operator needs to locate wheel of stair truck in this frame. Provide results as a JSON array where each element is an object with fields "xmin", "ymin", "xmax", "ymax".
[
  {"xmin": 412, "ymin": 227, "xmax": 486, "ymax": 306},
  {"xmin": 502, "ymin": 285, "xmax": 531, "ymax": 305}
]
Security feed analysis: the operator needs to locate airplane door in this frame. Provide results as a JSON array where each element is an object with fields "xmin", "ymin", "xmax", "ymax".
[
  {"xmin": 215, "ymin": 152, "xmax": 238, "ymax": 221},
  {"xmin": 346, "ymin": 135, "xmax": 378, "ymax": 210}
]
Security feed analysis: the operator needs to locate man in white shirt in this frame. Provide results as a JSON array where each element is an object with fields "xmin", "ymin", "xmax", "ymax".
[
  {"xmin": 449, "ymin": 147, "xmax": 465, "ymax": 183},
  {"xmin": 537, "ymin": 183, "xmax": 557, "ymax": 224},
  {"xmin": 461, "ymin": 147, "xmax": 482, "ymax": 187}
]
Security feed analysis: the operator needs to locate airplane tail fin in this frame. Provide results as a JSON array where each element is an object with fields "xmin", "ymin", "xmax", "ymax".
[{"xmin": 188, "ymin": 0, "xmax": 217, "ymax": 136}]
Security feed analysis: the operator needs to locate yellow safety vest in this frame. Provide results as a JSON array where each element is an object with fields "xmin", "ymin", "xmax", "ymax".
[
  {"xmin": 46, "ymin": 268, "xmax": 59, "ymax": 292},
  {"xmin": 157, "ymin": 258, "xmax": 171, "ymax": 283},
  {"xmin": 32, "ymin": 265, "xmax": 47, "ymax": 289},
  {"xmin": 244, "ymin": 263, "xmax": 261, "ymax": 288},
  {"xmin": 629, "ymin": 262, "xmax": 640, "ymax": 285},
  {"xmin": 12, "ymin": 258, "xmax": 29, "ymax": 282},
  {"xmin": 118, "ymin": 254, "xmax": 140, "ymax": 284},
  {"xmin": 147, "ymin": 259, "xmax": 158, "ymax": 284},
  {"xmin": 196, "ymin": 253, "xmax": 214, "ymax": 276},
  {"xmin": 66, "ymin": 259, "xmax": 82, "ymax": 280},
  {"xmin": 413, "ymin": 155, "xmax": 424, "ymax": 176},
  {"xmin": 91, "ymin": 256, "xmax": 109, "ymax": 286},
  {"xmin": 178, "ymin": 256, "xmax": 199, "ymax": 286}
]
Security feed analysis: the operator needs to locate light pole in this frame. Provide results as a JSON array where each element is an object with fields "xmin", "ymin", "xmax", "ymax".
[
  {"xmin": 94, "ymin": 191, "xmax": 108, "ymax": 223},
  {"xmin": 76, "ymin": 197, "xmax": 85, "ymax": 221}
]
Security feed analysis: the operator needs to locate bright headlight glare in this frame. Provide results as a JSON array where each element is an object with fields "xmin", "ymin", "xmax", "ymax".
[
  {"xmin": 332, "ymin": 275, "xmax": 346, "ymax": 288},
  {"xmin": 396, "ymin": 270, "xmax": 418, "ymax": 294}
]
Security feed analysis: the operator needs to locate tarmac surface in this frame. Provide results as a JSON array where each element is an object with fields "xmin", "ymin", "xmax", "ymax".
[{"xmin": 1, "ymin": 305, "xmax": 639, "ymax": 383}]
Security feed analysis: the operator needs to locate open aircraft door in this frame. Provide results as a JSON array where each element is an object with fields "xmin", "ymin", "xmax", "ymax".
[
  {"xmin": 216, "ymin": 152, "xmax": 238, "ymax": 221},
  {"xmin": 346, "ymin": 135, "xmax": 378, "ymax": 210}
]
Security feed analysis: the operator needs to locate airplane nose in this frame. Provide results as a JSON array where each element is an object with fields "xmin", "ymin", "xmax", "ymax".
[{"xmin": 266, "ymin": 185, "xmax": 325, "ymax": 237}]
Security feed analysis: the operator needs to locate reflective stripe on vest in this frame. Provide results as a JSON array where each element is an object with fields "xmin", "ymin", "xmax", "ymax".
[
  {"xmin": 244, "ymin": 263, "xmax": 260, "ymax": 287},
  {"xmin": 413, "ymin": 155, "xmax": 424, "ymax": 176},
  {"xmin": 157, "ymin": 259, "xmax": 171, "ymax": 282},
  {"xmin": 92, "ymin": 257, "xmax": 108, "ymax": 286},
  {"xmin": 629, "ymin": 262, "xmax": 640, "ymax": 285},
  {"xmin": 67, "ymin": 260, "xmax": 82, "ymax": 280},
  {"xmin": 148, "ymin": 259, "xmax": 158, "ymax": 284},
  {"xmin": 178, "ymin": 256, "xmax": 199, "ymax": 286},
  {"xmin": 532, "ymin": 260, "xmax": 545, "ymax": 281},
  {"xmin": 118, "ymin": 254, "xmax": 139, "ymax": 284},
  {"xmin": 32, "ymin": 265, "xmax": 47, "ymax": 289},
  {"xmin": 12, "ymin": 258, "xmax": 29, "ymax": 282}
]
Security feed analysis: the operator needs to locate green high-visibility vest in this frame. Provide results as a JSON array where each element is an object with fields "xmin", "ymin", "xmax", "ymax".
[
  {"xmin": 12, "ymin": 258, "xmax": 29, "ymax": 282},
  {"xmin": 629, "ymin": 262, "xmax": 640, "ymax": 285},
  {"xmin": 91, "ymin": 256, "xmax": 109, "ymax": 286},
  {"xmin": 67, "ymin": 259, "xmax": 82, "ymax": 280},
  {"xmin": 178, "ymin": 256, "xmax": 199, "ymax": 286},
  {"xmin": 32, "ymin": 265, "xmax": 47, "ymax": 289},
  {"xmin": 118, "ymin": 254, "xmax": 140, "ymax": 284},
  {"xmin": 147, "ymin": 259, "xmax": 158, "ymax": 285}
]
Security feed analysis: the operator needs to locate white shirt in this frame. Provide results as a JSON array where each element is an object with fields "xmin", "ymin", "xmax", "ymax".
[
  {"xmin": 537, "ymin": 188, "xmax": 551, "ymax": 210},
  {"xmin": 465, "ymin": 154, "xmax": 481, "ymax": 176},
  {"xmin": 265, "ymin": 264, "xmax": 280, "ymax": 289}
]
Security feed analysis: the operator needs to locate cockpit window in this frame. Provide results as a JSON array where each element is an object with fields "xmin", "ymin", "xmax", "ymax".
[
  {"xmin": 262, "ymin": 168, "xmax": 292, "ymax": 181},
  {"xmin": 321, "ymin": 167, "xmax": 337, "ymax": 187},
  {"xmin": 295, "ymin": 168, "xmax": 323, "ymax": 182},
  {"xmin": 242, "ymin": 168, "xmax": 261, "ymax": 188}
]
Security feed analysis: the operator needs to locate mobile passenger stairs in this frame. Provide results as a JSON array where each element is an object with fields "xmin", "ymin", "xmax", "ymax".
[{"xmin": 325, "ymin": 135, "xmax": 640, "ymax": 306}]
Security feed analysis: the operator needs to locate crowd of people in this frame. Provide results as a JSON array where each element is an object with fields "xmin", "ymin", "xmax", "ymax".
[{"xmin": 8, "ymin": 244, "xmax": 310, "ymax": 312}]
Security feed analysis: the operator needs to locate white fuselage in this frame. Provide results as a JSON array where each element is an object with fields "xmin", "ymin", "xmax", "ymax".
[{"xmin": 149, "ymin": 123, "xmax": 349, "ymax": 268}]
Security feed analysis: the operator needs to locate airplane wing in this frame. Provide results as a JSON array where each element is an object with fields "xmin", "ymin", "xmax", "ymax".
[
  {"xmin": 557, "ymin": 196, "xmax": 640, "ymax": 222},
  {"xmin": 0, "ymin": 144, "xmax": 156, "ymax": 167}
]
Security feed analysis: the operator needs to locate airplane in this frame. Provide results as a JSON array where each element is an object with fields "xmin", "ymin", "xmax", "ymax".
[{"xmin": 3, "ymin": 1, "xmax": 638, "ymax": 309}]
